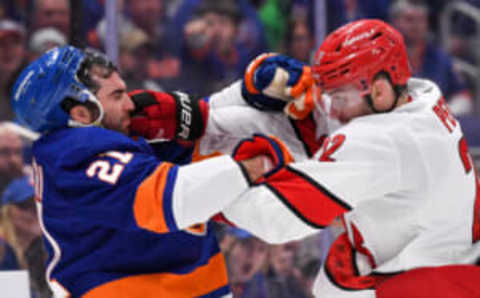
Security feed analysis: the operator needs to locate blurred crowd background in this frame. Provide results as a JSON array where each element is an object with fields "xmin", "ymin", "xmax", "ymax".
[{"xmin": 1, "ymin": 0, "xmax": 480, "ymax": 297}]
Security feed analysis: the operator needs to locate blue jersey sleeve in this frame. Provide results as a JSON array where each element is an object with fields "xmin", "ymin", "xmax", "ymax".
[{"xmin": 34, "ymin": 128, "xmax": 183, "ymax": 234}]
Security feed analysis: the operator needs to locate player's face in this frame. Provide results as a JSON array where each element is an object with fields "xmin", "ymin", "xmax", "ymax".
[
  {"xmin": 0, "ymin": 132, "xmax": 24, "ymax": 177},
  {"xmin": 7, "ymin": 199, "xmax": 41, "ymax": 240},
  {"xmin": 95, "ymin": 72, "xmax": 134, "ymax": 134},
  {"xmin": 325, "ymin": 84, "xmax": 371, "ymax": 123},
  {"xmin": 0, "ymin": 34, "xmax": 25, "ymax": 75}
]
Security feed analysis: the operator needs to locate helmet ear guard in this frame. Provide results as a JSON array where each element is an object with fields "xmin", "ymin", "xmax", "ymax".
[{"xmin": 62, "ymin": 89, "xmax": 105, "ymax": 128}]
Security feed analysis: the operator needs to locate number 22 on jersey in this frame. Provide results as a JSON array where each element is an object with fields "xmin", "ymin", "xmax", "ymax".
[{"xmin": 319, "ymin": 134, "xmax": 346, "ymax": 162}]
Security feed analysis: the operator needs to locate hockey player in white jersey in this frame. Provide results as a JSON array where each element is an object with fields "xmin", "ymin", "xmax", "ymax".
[{"xmin": 225, "ymin": 19, "xmax": 480, "ymax": 297}]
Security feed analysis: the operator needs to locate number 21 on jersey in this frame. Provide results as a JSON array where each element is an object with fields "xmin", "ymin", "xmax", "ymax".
[{"xmin": 86, "ymin": 151, "xmax": 134, "ymax": 184}]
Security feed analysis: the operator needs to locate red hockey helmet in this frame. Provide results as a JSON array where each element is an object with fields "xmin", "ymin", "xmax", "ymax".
[{"xmin": 312, "ymin": 19, "xmax": 411, "ymax": 95}]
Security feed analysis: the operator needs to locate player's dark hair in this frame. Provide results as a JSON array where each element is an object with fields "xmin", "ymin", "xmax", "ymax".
[
  {"xmin": 61, "ymin": 48, "xmax": 116, "ymax": 114},
  {"xmin": 77, "ymin": 48, "xmax": 117, "ymax": 94}
]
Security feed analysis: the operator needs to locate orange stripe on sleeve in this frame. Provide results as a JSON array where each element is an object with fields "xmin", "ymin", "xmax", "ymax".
[
  {"xmin": 133, "ymin": 163, "xmax": 174, "ymax": 233},
  {"xmin": 244, "ymin": 53, "xmax": 276, "ymax": 95},
  {"xmin": 83, "ymin": 252, "xmax": 229, "ymax": 298},
  {"xmin": 269, "ymin": 135, "xmax": 295, "ymax": 164},
  {"xmin": 191, "ymin": 140, "xmax": 222, "ymax": 162}
]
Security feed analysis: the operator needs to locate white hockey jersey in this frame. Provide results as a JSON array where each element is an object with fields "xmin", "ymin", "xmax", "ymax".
[
  {"xmin": 199, "ymin": 81, "xmax": 328, "ymax": 160},
  {"xmin": 222, "ymin": 78, "xmax": 480, "ymax": 297}
]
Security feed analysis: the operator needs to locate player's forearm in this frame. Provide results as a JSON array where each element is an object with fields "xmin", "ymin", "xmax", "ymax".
[
  {"xmin": 222, "ymin": 184, "xmax": 320, "ymax": 244},
  {"xmin": 172, "ymin": 156, "xmax": 251, "ymax": 231},
  {"xmin": 199, "ymin": 81, "xmax": 317, "ymax": 159},
  {"xmin": 133, "ymin": 155, "xmax": 250, "ymax": 233}
]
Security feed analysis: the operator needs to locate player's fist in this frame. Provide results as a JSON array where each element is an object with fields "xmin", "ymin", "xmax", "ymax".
[
  {"xmin": 233, "ymin": 134, "xmax": 294, "ymax": 182},
  {"xmin": 242, "ymin": 53, "xmax": 317, "ymax": 119},
  {"xmin": 129, "ymin": 90, "xmax": 208, "ymax": 141}
]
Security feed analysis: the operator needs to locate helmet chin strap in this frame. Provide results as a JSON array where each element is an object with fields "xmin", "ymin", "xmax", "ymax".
[{"xmin": 68, "ymin": 89, "xmax": 105, "ymax": 128}]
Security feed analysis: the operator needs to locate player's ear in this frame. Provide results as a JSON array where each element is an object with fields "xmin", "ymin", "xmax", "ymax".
[
  {"xmin": 370, "ymin": 77, "xmax": 396, "ymax": 112},
  {"xmin": 70, "ymin": 105, "xmax": 94, "ymax": 124}
]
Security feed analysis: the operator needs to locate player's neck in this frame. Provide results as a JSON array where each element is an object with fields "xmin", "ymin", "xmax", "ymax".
[{"xmin": 396, "ymin": 93, "xmax": 410, "ymax": 108}]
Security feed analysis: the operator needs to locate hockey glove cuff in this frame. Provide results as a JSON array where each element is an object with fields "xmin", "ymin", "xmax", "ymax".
[
  {"xmin": 242, "ymin": 53, "xmax": 316, "ymax": 119},
  {"xmin": 129, "ymin": 90, "xmax": 208, "ymax": 141},
  {"xmin": 233, "ymin": 134, "xmax": 294, "ymax": 179}
]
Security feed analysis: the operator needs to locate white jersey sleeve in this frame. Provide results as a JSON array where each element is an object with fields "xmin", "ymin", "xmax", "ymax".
[
  {"xmin": 198, "ymin": 81, "xmax": 328, "ymax": 160},
  {"xmin": 223, "ymin": 119, "xmax": 402, "ymax": 244}
]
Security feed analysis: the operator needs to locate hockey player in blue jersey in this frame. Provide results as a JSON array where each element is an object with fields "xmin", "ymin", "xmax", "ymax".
[{"xmin": 11, "ymin": 46, "xmax": 323, "ymax": 297}]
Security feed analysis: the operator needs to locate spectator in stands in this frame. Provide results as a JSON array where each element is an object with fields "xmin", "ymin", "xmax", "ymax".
[
  {"xmin": 115, "ymin": 26, "xmax": 172, "ymax": 91},
  {"xmin": 0, "ymin": 0, "xmax": 29, "ymax": 22},
  {"xmin": 31, "ymin": 0, "xmax": 70, "ymax": 37},
  {"xmin": 298, "ymin": 258, "xmax": 321, "ymax": 297},
  {"xmin": 0, "ymin": 125, "xmax": 26, "ymax": 195},
  {"xmin": 1, "ymin": 176, "xmax": 51, "ymax": 297},
  {"xmin": 180, "ymin": 0, "xmax": 253, "ymax": 94},
  {"xmin": 389, "ymin": 0, "xmax": 474, "ymax": 115},
  {"xmin": 255, "ymin": 0, "xmax": 288, "ymax": 51},
  {"xmin": 0, "ymin": 237, "xmax": 19, "ymax": 270},
  {"xmin": 125, "ymin": 0, "xmax": 180, "ymax": 83},
  {"xmin": 343, "ymin": 0, "xmax": 392, "ymax": 21},
  {"xmin": 173, "ymin": 0, "xmax": 266, "ymax": 60},
  {"xmin": 0, "ymin": 1, "xmax": 6, "ymax": 19},
  {"xmin": 0, "ymin": 19, "xmax": 27, "ymax": 121},
  {"xmin": 87, "ymin": 15, "xmax": 169, "ymax": 91},
  {"xmin": 224, "ymin": 228, "xmax": 269, "ymax": 298},
  {"xmin": 28, "ymin": 27, "xmax": 67, "ymax": 60},
  {"xmin": 115, "ymin": 26, "xmax": 155, "ymax": 89},
  {"xmin": 447, "ymin": 0, "xmax": 480, "ymax": 64},
  {"xmin": 80, "ymin": 0, "xmax": 106, "ymax": 41},
  {"xmin": 126, "ymin": 0, "xmax": 164, "ymax": 40},
  {"xmin": 286, "ymin": 19, "xmax": 314, "ymax": 63},
  {"xmin": 264, "ymin": 242, "xmax": 308, "ymax": 298},
  {"xmin": 1, "ymin": 176, "xmax": 40, "ymax": 269}
]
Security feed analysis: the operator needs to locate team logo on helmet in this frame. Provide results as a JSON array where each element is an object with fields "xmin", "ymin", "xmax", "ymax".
[
  {"xmin": 45, "ymin": 47, "xmax": 60, "ymax": 66},
  {"xmin": 313, "ymin": 50, "xmax": 324, "ymax": 66},
  {"xmin": 13, "ymin": 70, "xmax": 34, "ymax": 102},
  {"xmin": 342, "ymin": 28, "xmax": 375, "ymax": 47}
]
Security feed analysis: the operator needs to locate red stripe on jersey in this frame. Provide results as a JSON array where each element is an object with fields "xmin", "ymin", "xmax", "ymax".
[
  {"xmin": 264, "ymin": 166, "xmax": 351, "ymax": 228},
  {"xmin": 351, "ymin": 223, "xmax": 377, "ymax": 268},
  {"xmin": 324, "ymin": 233, "xmax": 397, "ymax": 291},
  {"xmin": 324, "ymin": 233, "xmax": 376, "ymax": 290},
  {"xmin": 376, "ymin": 265, "xmax": 480, "ymax": 298},
  {"xmin": 211, "ymin": 213, "xmax": 237, "ymax": 227},
  {"xmin": 290, "ymin": 115, "xmax": 326, "ymax": 157},
  {"xmin": 472, "ymin": 168, "xmax": 480, "ymax": 243}
]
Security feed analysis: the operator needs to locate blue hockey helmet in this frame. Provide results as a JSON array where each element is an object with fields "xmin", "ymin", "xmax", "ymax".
[{"xmin": 11, "ymin": 46, "xmax": 112, "ymax": 133}]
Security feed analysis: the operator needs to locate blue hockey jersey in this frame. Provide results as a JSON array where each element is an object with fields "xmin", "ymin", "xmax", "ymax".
[
  {"xmin": 31, "ymin": 126, "xmax": 249, "ymax": 297},
  {"xmin": 28, "ymin": 81, "xmax": 326, "ymax": 297}
]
